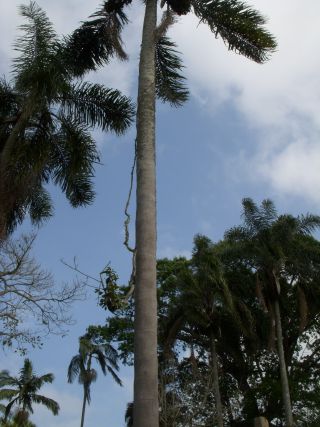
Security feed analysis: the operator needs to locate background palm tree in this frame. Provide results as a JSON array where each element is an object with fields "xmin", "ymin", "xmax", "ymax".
[
  {"xmin": 66, "ymin": 2, "xmax": 277, "ymax": 425},
  {"xmin": 0, "ymin": 1, "xmax": 134, "ymax": 239},
  {"xmin": 68, "ymin": 332, "xmax": 122, "ymax": 427},
  {"xmin": 225, "ymin": 198, "xmax": 320, "ymax": 426},
  {"xmin": 0, "ymin": 359, "xmax": 59, "ymax": 424}
]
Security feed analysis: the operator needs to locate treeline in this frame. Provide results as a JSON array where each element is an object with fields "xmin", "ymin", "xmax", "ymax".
[{"xmin": 92, "ymin": 199, "xmax": 320, "ymax": 426}]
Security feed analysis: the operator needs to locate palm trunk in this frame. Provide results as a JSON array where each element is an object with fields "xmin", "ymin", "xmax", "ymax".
[
  {"xmin": 0, "ymin": 107, "xmax": 32, "ymax": 240},
  {"xmin": 274, "ymin": 299, "xmax": 294, "ymax": 426},
  {"xmin": 211, "ymin": 337, "xmax": 224, "ymax": 427},
  {"xmin": 80, "ymin": 388, "xmax": 87, "ymax": 427},
  {"xmin": 133, "ymin": 0, "xmax": 159, "ymax": 426}
]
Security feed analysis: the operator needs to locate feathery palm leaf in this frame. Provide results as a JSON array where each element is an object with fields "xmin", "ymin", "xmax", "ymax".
[
  {"xmin": 192, "ymin": 0, "xmax": 277, "ymax": 63},
  {"xmin": 59, "ymin": 82, "xmax": 134, "ymax": 133},
  {"xmin": 63, "ymin": 0, "xmax": 131, "ymax": 77},
  {"xmin": 155, "ymin": 36, "xmax": 189, "ymax": 106}
]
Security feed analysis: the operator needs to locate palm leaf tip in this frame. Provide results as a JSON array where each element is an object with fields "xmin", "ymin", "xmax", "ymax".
[
  {"xmin": 33, "ymin": 395, "xmax": 60, "ymax": 415},
  {"xmin": 193, "ymin": 0, "xmax": 277, "ymax": 63},
  {"xmin": 61, "ymin": 82, "xmax": 134, "ymax": 134}
]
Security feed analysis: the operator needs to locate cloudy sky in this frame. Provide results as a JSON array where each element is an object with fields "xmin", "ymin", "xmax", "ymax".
[{"xmin": 1, "ymin": 0, "xmax": 320, "ymax": 426}]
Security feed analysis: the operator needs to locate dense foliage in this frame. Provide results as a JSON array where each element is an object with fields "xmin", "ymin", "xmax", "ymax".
[
  {"xmin": 0, "ymin": 2, "xmax": 134, "ymax": 238},
  {"xmin": 92, "ymin": 199, "xmax": 320, "ymax": 426}
]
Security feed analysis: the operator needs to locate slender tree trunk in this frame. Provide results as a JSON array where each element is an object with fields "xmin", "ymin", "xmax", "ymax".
[
  {"xmin": 133, "ymin": 0, "xmax": 159, "ymax": 426},
  {"xmin": 274, "ymin": 299, "xmax": 294, "ymax": 427},
  {"xmin": 80, "ymin": 389, "xmax": 87, "ymax": 427},
  {"xmin": 211, "ymin": 337, "xmax": 224, "ymax": 427}
]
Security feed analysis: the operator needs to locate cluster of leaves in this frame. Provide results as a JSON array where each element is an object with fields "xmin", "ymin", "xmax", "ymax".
[
  {"xmin": 0, "ymin": 1, "xmax": 134, "ymax": 236},
  {"xmin": 92, "ymin": 199, "xmax": 320, "ymax": 426}
]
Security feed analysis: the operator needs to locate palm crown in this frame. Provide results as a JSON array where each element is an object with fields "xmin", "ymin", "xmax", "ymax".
[
  {"xmin": 0, "ymin": 1, "xmax": 134, "ymax": 236},
  {"xmin": 0, "ymin": 359, "xmax": 59, "ymax": 423},
  {"xmin": 65, "ymin": 0, "xmax": 276, "ymax": 107},
  {"xmin": 68, "ymin": 332, "xmax": 122, "ymax": 427}
]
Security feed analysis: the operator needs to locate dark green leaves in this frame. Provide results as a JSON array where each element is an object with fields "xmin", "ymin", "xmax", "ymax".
[
  {"xmin": 192, "ymin": 0, "xmax": 277, "ymax": 63},
  {"xmin": 63, "ymin": 0, "xmax": 131, "ymax": 77},
  {"xmin": 156, "ymin": 36, "xmax": 189, "ymax": 106},
  {"xmin": 0, "ymin": 2, "xmax": 134, "ymax": 235},
  {"xmin": 50, "ymin": 119, "xmax": 98, "ymax": 207},
  {"xmin": 59, "ymin": 82, "xmax": 134, "ymax": 134}
]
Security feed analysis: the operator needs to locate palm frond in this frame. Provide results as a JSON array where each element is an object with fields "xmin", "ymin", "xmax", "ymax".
[
  {"xmin": 0, "ymin": 371, "xmax": 17, "ymax": 388},
  {"xmin": 106, "ymin": 365, "xmax": 122, "ymax": 386},
  {"xmin": 224, "ymin": 225, "xmax": 251, "ymax": 242},
  {"xmin": 4, "ymin": 399, "xmax": 18, "ymax": 421},
  {"xmin": 28, "ymin": 185, "xmax": 53, "ymax": 225},
  {"xmin": 32, "ymin": 394, "xmax": 59, "ymax": 415},
  {"xmin": 34, "ymin": 373, "xmax": 54, "ymax": 388},
  {"xmin": 297, "ymin": 214, "xmax": 320, "ymax": 235},
  {"xmin": 59, "ymin": 82, "xmax": 134, "ymax": 134},
  {"xmin": 13, "ymin": 1, "xmax": 60, "ymax": 91},
  {"xmin": 103, "ymin": 343, "xmax": 120, "ymax": 369},
  {"xmin": 0, "ymin": 79, "xmax": 19, "ymax": 119},
  {"xmin": 192, "ymin": 0, "xmax": 277, "ymax": 63},
  {"xmin": 93, "ymin": 350, "xmax": 107, "ymax": 375},
  {"xmin": 0, "ymin": 389, "xmax": 18, "ymax": 401},
  {"xmin": 125, "ymin": 401, "xmax": 133, "ymax": 427},
  {"xmin": 67, "ymin": 355, "xmax": 82, "ymax": 383},
  {"xmin": 155, "ymin": 36, "xmax": 189, "ymax": 106},
  {"xmin": 62, "ymin": 0, "xmax": 131, "ymax": 77},
  {"xmin": 20, "ymin": 359, "xmax": 33, "ymax": 384},
  {"xmin": 242, "ymin": 197, "xmax": 277, "ymax": 233},
  {"xmin": 50, "ymin": 118, "xmax": 98, "ymax": 207}
]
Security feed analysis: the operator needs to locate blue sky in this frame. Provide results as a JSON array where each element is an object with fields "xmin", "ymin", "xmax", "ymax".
[{"xmin": 1, "ymin": 0, "xmax": 320, "ymax": 426}]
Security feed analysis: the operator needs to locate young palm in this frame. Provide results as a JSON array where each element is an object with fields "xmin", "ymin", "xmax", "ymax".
[
  {"xmin": 225, "ymin": 198, "xmax": 320, "ymax": 426},
  {"xmin": 67, "ymin": 333, "xmax": 122, "ymax": 427},
  {"xmin": 67, "ymin": 2, "xmax": 277, "ymax": 425},
  {"xmin": 0, "ymin": 2, "xmax": 134, "ymax": 239},
  {"xmin": 0, "ymin": 359, "xmax": 59, "ymax": 423}
]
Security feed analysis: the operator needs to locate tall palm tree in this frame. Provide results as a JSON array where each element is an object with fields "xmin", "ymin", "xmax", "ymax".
[
  {"xmin": 67, "ymin": 333, "xmax": 122, "ymax": 427},
  {"xmin": 0, "ymin": 1, "xmax": 134, "ymax": 239},
  {"xmin": 66, "ymin": 2, "xmax": 277, "ymax": 425},
  {"xmin": 159, "ymin": 236, "xmax": 243, "ymax": 427},
  {"xmin": 0, "ymin": 359, "xmax": 59, "ymax": 424},
  {"xmin": 225, "ymin": 198, "xmax": 320, "ymax": 427}
]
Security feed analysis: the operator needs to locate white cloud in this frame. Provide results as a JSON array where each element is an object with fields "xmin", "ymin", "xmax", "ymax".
[
  {"xmin": 259, "ymin": 136, "xmax": 320, "ymax": 204},
  {"xmin": 170, "ymin": 0, "xmax": 320, "ymax": 203}
]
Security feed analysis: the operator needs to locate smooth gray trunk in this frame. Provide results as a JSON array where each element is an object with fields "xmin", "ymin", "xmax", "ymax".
[
  {"xmin": 80, "ymin": 390, "xmax": 86, "ymax": 427},
  {"xmin": 211, "ymin": 337, "xmax": 224, "ymax": 427},
  {"xmin": 133, "ymin": 0, "xmax": 159, "ymax": 426},
  {"xmin": 274, "ymin": 299, "xmax": 294, "ymax": 427}
]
